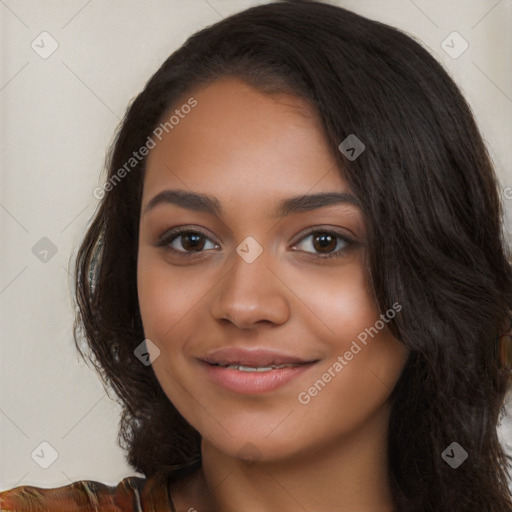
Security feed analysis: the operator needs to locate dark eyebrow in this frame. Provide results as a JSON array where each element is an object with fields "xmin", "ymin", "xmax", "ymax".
[{"xmin": 143, "ymin": 189, "xmax": 360, "ymax": 217}]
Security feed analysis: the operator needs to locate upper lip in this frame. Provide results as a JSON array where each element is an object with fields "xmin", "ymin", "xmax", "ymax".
[{"xmin": 201, "ymin": 347, "xmax": 318, "ymax": 367}]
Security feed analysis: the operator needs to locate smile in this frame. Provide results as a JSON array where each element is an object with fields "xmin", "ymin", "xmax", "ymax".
[
  {"xmin": 199, "ymin": 359, "xmax": 318, "ymax": 393},
  {"xmin": 210, "ymin": 362, "xmax": 300, "ymax": 372}
]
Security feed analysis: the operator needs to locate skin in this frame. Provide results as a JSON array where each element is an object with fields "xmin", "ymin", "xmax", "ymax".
[{"xmin": 137, "ymin": 77, "xmax": 410, "ymax": 512}]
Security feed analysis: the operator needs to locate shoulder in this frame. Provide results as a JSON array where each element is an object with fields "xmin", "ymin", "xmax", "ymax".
[{"xmin": 0, "ymin": 472, "xmax": 173, "ymax": 511}]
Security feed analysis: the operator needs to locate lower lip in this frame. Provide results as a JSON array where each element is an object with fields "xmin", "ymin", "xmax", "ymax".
[{"xmin": 199, "ymin": 361, "xmax": 317, "ymax": 394}]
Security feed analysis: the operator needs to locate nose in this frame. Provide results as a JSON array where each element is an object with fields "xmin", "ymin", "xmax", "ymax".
[{"xmin": 210, "ymin": 247, "xmax": 290, "ymax": 330}]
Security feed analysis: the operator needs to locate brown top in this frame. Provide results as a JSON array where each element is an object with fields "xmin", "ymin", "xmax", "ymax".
[{"xmin": 0, "ymin": 470, "xmax": 176, "ymax": 512}]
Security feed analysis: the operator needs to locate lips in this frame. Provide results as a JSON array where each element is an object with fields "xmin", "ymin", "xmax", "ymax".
[
  {"xmin": 201, "ymin": 347, "xmax": 317, "ymax": 368},
  {"xmin": 198, "ymin": 347, "xmax": 319, "ymax": 393}
]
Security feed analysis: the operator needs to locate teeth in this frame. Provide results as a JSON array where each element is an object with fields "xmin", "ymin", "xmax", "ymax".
[
  {"xmin": 230, "ymin": 365, "xmax": 274, "ymax": 372},
  {"xmin": 221, "ymin": 363, "xmax": 296, "ymax": 372}
]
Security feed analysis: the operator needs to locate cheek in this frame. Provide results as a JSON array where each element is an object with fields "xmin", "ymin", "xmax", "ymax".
[
  {"xmin": 277, "ymin": 255, "xmax": 377, "ymax": 343},
  {"xmin": 136, "ymin": 249, "xmax": 213, "ymax": 344},
  {"xmin": 282, "ymin": 257, "xmax": 407, "ymax": 411},
  {"xmin": 317, "ymin": 261, "xmax": 406, "ymax": 381},
  {"xmin": 136, "ymin": 250, "xmax": 208, "ymax": 407}
]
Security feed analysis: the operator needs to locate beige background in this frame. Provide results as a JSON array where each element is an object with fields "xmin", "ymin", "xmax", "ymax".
[{"xmin": 1, "ymin": 0, "xmax": 511, "ymax": 489}]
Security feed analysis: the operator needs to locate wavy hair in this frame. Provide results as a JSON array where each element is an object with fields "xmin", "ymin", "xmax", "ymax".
[{"xmin": 73, "ymin": 1, "xmax": 512, "ymax": 510}]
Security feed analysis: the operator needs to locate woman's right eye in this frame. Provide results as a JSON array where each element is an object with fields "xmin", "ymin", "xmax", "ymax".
[{"xmin": 157, "ymin": 228, "xmax": 219, "ymax": 257}]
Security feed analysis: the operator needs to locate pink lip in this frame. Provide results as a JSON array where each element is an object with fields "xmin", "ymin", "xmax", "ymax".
[
  {"xmin": 199, "ymin": 361, "xmax": 317, "ymax": 393},
  {"xmin": 202, "ymin": 347, "xmax": 314, "ymax": 367}
]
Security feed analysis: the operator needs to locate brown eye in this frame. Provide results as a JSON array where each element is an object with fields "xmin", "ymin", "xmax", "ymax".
[
  {"xmin": 157, "ymin": 228, "xmax": 219, "ymax": 256},
  {"xmin": 180, "ymin": 233, "xmax": 206, "ymax": 252},
  {"xmin": 312, "ymin": 232, "xmax": 337, "ymax": 253},
  {"xmin": 293, "ymin": 230, "xmax": 354, "ymax": 259}
]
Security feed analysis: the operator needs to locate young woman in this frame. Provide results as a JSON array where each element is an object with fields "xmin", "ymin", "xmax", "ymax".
[{"xmin": 2, "ymin": 1, "xmax": 512, "ymax": 511}]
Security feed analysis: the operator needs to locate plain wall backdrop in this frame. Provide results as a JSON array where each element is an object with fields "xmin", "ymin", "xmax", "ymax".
[{"xmin": 1, "ymin": 0, "xmax": 512, "ymax": 490}]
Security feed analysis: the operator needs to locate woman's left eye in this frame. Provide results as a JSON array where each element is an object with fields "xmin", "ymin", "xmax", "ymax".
[
  {"xmin": 292, "ymin": 230, "xmax": 353, "ymax": 259},
  {"xmin": 157, "ymin": 227, "xmax": 355, "ymax": 259}
]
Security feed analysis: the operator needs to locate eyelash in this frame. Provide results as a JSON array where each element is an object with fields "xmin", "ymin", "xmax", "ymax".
[{"xmin": 156, "ymin": 226, "xmax": 357, "ymax": 260}]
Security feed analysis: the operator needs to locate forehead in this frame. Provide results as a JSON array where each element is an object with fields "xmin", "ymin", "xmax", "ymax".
[{"xmin": 143, "ymin": 77, "xmax": 348, "ymax": 206}]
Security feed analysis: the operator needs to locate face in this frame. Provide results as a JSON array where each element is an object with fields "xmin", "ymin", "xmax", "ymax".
[{"xmin": 137, "ymin": 77, "xmax": 409, "ymax": 462}]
